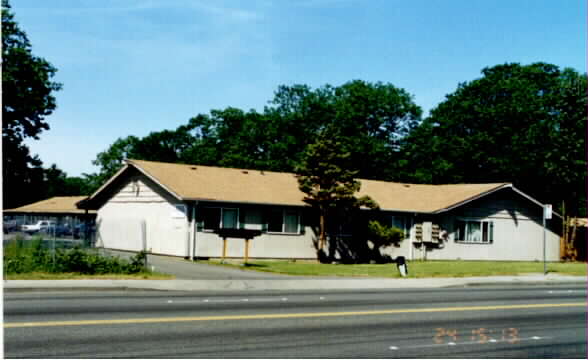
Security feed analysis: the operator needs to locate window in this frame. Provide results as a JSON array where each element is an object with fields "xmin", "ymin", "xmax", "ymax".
[
  {"xmin": 267, "ymin": 209, "xmax": 283, "ymax": 233},
  {"xmin": 267, "ymin": 208, "xmax": 300, "ymax": 234},
  {"xmin": 203, "ymin": 208, "xmax": 221, "ymax": 230},
  {"xmin": 391, "ymin": 216, "xmax": 409, "ymax": 239},
  {"xmin": 284, "ymin": 210, "xmax": 298, "ymax": 233},
  {"xmin": 202, "ymin": 208, "xmax": 239, "ymax": 230},
  {"xmin": 222, "ymin": 208, "xmax": 238, "ymax": 229},
  {"xmin": 374, "ymin": 215, "xmax": 409, "ymax": 239},
  {"xmin": 455, "ymin": 219, "xmax": 493, "ymax": 243},
  {"xmin": 244, "ymin": 209, "xmax": 262, "ymax": 230}
]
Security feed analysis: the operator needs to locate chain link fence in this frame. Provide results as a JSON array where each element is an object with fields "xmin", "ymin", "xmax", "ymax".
[{"xmin": 3, "ymin": 214, "xmax": 96, "ymax": 251}]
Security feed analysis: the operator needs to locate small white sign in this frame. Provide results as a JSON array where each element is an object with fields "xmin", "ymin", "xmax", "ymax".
[{"xmin": 544, "ymin": 204, "xmax": 552, "ymax": 220}]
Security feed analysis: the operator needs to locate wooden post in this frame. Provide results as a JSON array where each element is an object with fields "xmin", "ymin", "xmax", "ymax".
[
  {"xmin": 244, "ymin": 238, "xmax": 250, "ymax": 264},
  {"xmin": 222, "ymin": 237, "xmax": 227, "ymax": 262}
]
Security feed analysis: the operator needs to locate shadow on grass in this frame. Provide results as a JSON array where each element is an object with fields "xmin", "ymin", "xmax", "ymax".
[{"xmin": 241, "ymin": 263, "xmax": 269, "ymax": 268}]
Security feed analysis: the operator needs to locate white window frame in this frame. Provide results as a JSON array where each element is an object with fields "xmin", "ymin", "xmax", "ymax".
[
  {"xmin": 454, "ymin": 218, "xmax": 494, "ymax": 244},
  {"xmin": 267, "ymin": 209, "xmax": 300, "ymax": 235}
]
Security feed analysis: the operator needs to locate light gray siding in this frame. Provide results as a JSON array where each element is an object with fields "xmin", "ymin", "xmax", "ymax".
[
  {"xmin": 96, "ymin": 174, "xmax": 560, "ymax": 262},
  {"xmin": 97, "ymin": 174, "xmax": 189, "ymax": 257},
  {"xmin": 379, "ymin": 190, "xmax": 560, "ymax": 261}
]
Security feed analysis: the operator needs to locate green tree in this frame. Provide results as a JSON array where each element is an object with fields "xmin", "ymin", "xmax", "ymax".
[
  {"xmin": 90, "ymin": 135, "xmax": 140, "ymax": 185},
  {"xmin": 330, "ymin": 80, "xmax": 422, "ymax": 180},
  {"xmin": 264, "ymin": 81, "xmax": 422, "ymax": 178},
  {"xmin": 42, "ymin": 164, "xmax": 92, "ymax": 197},
  {"xmin": 2, "ymin": 0, "xmax": 62, "ymax": 208},
  {"xmin": 296, "ymin": 128, "xmax": 377, "ymax": 260},
  {"xmin": 401, "ymin": 63, "xmax": 587, "ymax": 215}
]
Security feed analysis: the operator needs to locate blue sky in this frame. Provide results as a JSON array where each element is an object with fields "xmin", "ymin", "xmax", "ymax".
[{"xmin": 11, "ymin": 0, "xmax": 586, "ymax": 177}]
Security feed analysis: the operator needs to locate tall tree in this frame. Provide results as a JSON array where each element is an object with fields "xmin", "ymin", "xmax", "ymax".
[
  {"xmin": 265, "ymin": 81, "xmax": 422, "ymax": 178},
  {"xmin": 330, "ymin": 80, "xmax": 422, "ymax": 181},
  {"xmin": 401, "ymin": 63, "xmax": 587, "ymax": 215},
  {"xmin": 2, "ymin": 0, "xmax": 62, "ymax": 208},
  {"xmin": 296, "ymin": 128, "xmax": 377, "ymax": 260},
  {"xmin": 90, "ymin": 136, "xmax": 140, "ymax": 186}
]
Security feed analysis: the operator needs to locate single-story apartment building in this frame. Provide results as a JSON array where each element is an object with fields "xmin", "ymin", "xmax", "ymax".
[
  {"xmin": 4, "ymin": 196, "xmax": 96, "ymax": 226},
  {"xmin": 4, "ymin": 196, "xmax": 97, "ymax": 240},
  {"xmin": 79, "ymin": 159, "xmax": 561, "ymax": 262}
]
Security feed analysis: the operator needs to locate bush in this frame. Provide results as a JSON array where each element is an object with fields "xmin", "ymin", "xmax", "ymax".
[
  {"xmin": 126, "ymin": 251, "xmax": 148, "ymax": 273},
  {"xmin": 3, "ymin": 241, "xmax": 150, "ymax": 275},
  {"xmin": 367, "ymin": 220, "xmax": 405, "ymax": 248}
]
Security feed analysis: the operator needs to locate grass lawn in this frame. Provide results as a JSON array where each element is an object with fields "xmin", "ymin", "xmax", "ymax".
[
  {"xmin": 4, "ymin": 272, "xmax": 175, "ymax": 280},
  {"xmin": 205, "ymin": 260, "xmax": 587, "ymax": 278}
]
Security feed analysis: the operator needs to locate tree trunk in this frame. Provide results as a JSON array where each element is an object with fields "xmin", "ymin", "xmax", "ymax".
[{"xmin": 319, "ymin": 208, "xmax": 327, "ymax": 251}]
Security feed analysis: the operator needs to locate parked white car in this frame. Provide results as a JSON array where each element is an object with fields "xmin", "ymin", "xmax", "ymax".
[{"xmin": 21, "ymin": 220, "xmax": 55, "ymax": 234}]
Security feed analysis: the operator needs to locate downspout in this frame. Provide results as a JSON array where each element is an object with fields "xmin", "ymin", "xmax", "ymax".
[
  {"xmin": 409, "ymin": 215, "xmax": 414, "ymax": 261},
  {"xmin": 191, "ymin": 201, "xmax": 198, "ymax": 261},
  {"xmin": 186, "ymin": 202, "xmax": 192, "ymax": 258}
]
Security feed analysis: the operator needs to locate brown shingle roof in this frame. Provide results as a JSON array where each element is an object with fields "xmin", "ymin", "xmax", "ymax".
[
  {"xmin": 4, "ymin": 196, "xmax": 95, "ymax": 215},
  {"xmin": 127, "ymin": 159, "xmax": 509, "ymax": 213}
]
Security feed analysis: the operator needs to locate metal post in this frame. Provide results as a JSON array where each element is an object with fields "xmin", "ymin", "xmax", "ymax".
[
  {"xmin": 543, "ymin": 207, "xmax": 546, "ymax": 275},
  {"xmin": 192, "ymin": 201, "xmax": 199, "ymax": 261}
]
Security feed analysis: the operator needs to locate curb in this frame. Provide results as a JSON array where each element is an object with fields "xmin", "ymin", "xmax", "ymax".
[{"xmin": 3, "ymin": 276, "xmax": 586, "ymax": 293}]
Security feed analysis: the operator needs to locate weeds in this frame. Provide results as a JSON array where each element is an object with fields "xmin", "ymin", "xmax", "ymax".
[{"xmin": 3, "ymin": 237, "xmax": 149, "ymax": 275}]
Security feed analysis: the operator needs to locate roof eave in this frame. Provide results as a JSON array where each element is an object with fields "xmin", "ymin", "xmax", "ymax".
[
  {"xmin": 433, "ymin": 183, "xmax": 563, "ymax": 219},
  {"xmin": 432, "ymin": 183, "xmax": 511, "ymax": 214}
]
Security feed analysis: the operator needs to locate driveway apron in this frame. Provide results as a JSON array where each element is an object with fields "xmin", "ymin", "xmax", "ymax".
[{"xmin": 102, "ymin": 249, "xmax": 293, "ymax": 280}]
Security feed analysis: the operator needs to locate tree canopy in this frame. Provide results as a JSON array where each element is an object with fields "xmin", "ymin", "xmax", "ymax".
[
  {"xmin": 2, "ymin": 0, "xmax": 63, "ymax": 208},
  {"xmin": 400, "ymin": 62, "xmax": 587, "ymax": 215},
  {"xmin": 89, "ymin": 80, "xmax": 422, "ymax": 187}
]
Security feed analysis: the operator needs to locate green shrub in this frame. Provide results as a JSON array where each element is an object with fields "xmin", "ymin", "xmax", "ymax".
[
  {"xmin": 126, "ymin": 251, "xmax": 147, "ymax": 273},
  {"xmin": 4, "ymin": 240, "xmax": 150, "ymax": 275}
]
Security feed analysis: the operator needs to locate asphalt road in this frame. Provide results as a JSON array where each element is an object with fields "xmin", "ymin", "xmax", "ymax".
[{"xmin": 4, "ymin": 285, "xmax": 587, "ymax": 358}]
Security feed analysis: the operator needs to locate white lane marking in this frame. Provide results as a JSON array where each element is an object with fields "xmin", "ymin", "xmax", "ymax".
[
  {"xmin": 547, "ymin": 290, "xmax": 585, "ymax": 294},
  {"xmin": 165, "ymin": 297, "xmax": 292, "ymax": 304},
  {"xmin": 319, "ymin": 297, "xmax": 325, "ymax": 300},
  {"xmin": 392, "ymin": 336, "xmax": 554, "ymax": 351},
  {"xmin": 389, "ymin": 346, "xmax": 398, "ymax": 350}
]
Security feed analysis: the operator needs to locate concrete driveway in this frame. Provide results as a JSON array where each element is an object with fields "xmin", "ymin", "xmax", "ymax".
[{"xmin": 102, "ymin": 249, "xmax": 294, "ymax": 280}]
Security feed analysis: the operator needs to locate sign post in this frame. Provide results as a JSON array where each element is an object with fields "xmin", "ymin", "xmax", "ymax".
[{"xmin": 543, "ymin": 204, "xmax": 552, "ymax": 275}]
